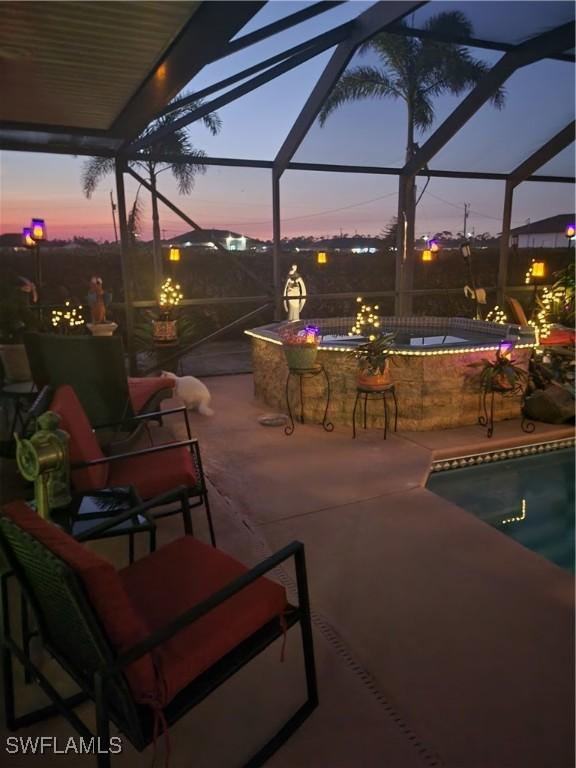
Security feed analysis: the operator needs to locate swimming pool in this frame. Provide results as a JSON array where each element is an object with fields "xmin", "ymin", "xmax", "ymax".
[{"xmin": 427, "ymin": 448, "xmax": 575, "ymax": 571}]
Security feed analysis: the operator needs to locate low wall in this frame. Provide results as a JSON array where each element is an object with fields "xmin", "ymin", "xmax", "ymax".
[{"xmin": 251, "ymin": 338, "xmax": 532, "ymax": 431}]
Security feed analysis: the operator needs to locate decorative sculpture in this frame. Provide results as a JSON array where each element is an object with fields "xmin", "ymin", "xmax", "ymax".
[
  {"xmin": 283, "ymin": 264, "xmax": 307, "ymax": 322},
  {"xmin": 15, "ymin": 411, "xmax": 71, "ymax": 519},
  {"xmin": 87, "ymin": 276, "xmax": 116, "ymax": 335},
  {"xmin": 87, "ymin": 276, "xmax": 111, "ymax": 324}
]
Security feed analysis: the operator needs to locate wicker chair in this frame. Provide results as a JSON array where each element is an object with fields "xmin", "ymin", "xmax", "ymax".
[
  {"xmin": 0, "ymin": 500, "xmax": 318, "ymax": 768},
  {"xmin": 46, "ymin": 384, "xmax": 216, "ymax": 545}
]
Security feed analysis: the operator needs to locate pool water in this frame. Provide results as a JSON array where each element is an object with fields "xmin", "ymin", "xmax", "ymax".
[{"xmin": 427, "ymin": 449, "xmax": 575, "ymax": 571}]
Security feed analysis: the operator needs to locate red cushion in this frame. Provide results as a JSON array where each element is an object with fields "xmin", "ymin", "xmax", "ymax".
[
  {"xmin": 1, "ymin": 501, "xmax": 156, "ymax": 699},
  {"xmin": 108, "ymin": 444, "xmax": 198, "ymax": 500},
  {"xmin": 128, "ymin": 377, "xmax": 173, "ymax": 414},
  {"xmin": 540, "ymin": 328, "xmax": 576, "ymax": 347},
  {"xmin": 120, "ymin": 536, "xmax": 288, "ymax": 702},
  {"xmin": 50, "ymin": 385, "xmax": 108, "ymax": 492}
]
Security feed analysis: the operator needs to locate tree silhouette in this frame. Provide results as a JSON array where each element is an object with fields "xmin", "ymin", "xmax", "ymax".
[{"xmin": 82, "ymin": 94, "xmax": 221, "ymax": 286}]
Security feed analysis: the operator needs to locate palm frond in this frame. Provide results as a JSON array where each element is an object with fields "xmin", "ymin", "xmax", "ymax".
[
  {"xmin": 81, "ymin": 157, "xmax": 115, "ymax": 198},
  {"xmin": 319, "ymin": 67, "xmax": 400, "ymax": 125},
  {"xmin": 127, "ymin": 188, "xmax": 144, "ymax": 244}
]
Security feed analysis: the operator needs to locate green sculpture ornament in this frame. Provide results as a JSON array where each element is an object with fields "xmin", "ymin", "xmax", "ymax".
[{"xmin": 15, "ymin": 411, "xmax": 71, "ymax": 519}]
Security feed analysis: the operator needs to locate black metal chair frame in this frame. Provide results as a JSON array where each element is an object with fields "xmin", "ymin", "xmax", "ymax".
[
  {"xmin": 0, "ymin": 506, "xmax": 318, "ymax": 768},
  {"xmin": 33, "ymin": 386, "xmax": 216, "ymax": 546}
]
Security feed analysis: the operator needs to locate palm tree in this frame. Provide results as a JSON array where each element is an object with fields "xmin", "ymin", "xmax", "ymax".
[
  {"xmin": 319, "ymin": 11, "xmax": 505, "ymax": 163},
  {"xmin": 82, "ymin": 94, "xmax": 221, "ymax": 286}
]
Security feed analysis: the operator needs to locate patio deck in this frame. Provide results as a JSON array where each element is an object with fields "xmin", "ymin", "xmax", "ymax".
[{"xmin": 1, "ymin": 373, "xmax": 574, "ymax": 767}]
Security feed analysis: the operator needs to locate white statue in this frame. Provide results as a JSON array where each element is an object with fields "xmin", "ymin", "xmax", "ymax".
[{"xmin": 283, "ymin": 264, "xmax": 307, "ymax": 321}]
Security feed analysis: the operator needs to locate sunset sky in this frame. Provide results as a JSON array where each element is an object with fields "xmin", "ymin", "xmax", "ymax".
[{"xmin": 1, "ymin": 1, "xmax": 574, "ymax": 242}]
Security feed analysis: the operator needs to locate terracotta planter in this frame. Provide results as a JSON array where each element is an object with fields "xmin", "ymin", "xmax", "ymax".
[
  {"xmin": 153, "ymin": 319, "xmax": 178, "ymax": 345},
  {"xmin": 0, "ymin": 344, "xmax": 32, "ymax": 383},
  {"xmin": 357, "ymin": 368, "xmax": 391, "ymax": 390},
  {"xmin": 283, "ymin": 344, "xmax": 318, "ymax": 370}
]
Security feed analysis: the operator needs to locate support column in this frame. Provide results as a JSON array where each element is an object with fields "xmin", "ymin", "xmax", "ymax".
[
  {"xmin": 395, "ymin": 174, "xmax": 415, "ymax": 316},
  {"xmin": 115, "ymin": 159, "xmax": 137, "ymax": 374},
  {"xmin": 497, "ymin": 179, "xmax": 514, "ymax": 308},
  {"xmin": 272, "ymin": 169, "xmax": 282, "ymax": 320}
]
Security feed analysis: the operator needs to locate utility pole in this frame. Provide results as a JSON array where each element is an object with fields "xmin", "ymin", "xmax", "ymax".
[
  {"xmin": 110, "ymin": 190, "xmax": 118, "ymax": 243},
  {"xmin": 463, "ymin": 202, "xmax": 470, "ymax": 239}
]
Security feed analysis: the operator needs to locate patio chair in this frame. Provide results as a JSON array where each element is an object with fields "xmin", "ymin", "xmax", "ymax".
[
  {"xmin": 47, "ymin": 384, "xmax": 216, "ymax": 544},
  {"xmin": 0, "ymin": 500, "xmax": 317, "ymax": 768},
  {"xmin": 23, "ymin": 333, "xmax": 174, "ymax": 435}
]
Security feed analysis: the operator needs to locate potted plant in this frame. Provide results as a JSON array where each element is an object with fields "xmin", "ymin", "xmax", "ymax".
[
  {"xmin": 152, "ymin": 277, "xmax": 184, "ymax": 345},
  {"xmin": 280, "ymin": 324, "xmax": 320, "ymax": 370},
  {"xmin": 469, "ymin": 345, "xmax": 528, "ymax": 393},
  {"xmin": 351, "ymin": 332, "xmax": 396, "ymax": 388},
  {"xmin": 0, "ymin": 278, "xmax": 39, "ymax": 382},
  {"xmin": 348, "ymin": 298, "xmax": 395, "ymax": 388}
]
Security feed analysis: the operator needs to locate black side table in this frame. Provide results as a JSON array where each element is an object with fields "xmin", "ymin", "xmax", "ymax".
[
  {"xmin": 0, "ymin": 382, "xmax": 37, "ymax": 454},
  {"xmin": 352, "ymin": 384, "xmax": 398, "ymax": 440},
  {"xmin": 285, "ymin": 364, "xmax": 334, "ymax": 436},
  {"xmin": 479, "ymin": 384, "xmax": 535, "ymax": 438}
]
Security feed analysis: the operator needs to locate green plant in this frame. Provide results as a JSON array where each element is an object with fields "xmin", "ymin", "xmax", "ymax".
[
  {"xmin": 350, "ymin": 332, "xmax": 395, "ymax": 376},
  {"xmin": 132, "ymin": 309, "xmax": 198, "ymax": 351},
  {"xmin": 0, "ymin": 282, "xmax": 39, "ymax": 343},
  {"xmin": 469, "ymin": 348, "xmax": 528, "ymax": 392}
]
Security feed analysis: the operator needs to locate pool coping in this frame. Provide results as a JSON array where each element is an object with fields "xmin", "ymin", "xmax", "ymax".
[{"xmin": 430, "ymin": 435, "xmax": 575, "ymax": 473}]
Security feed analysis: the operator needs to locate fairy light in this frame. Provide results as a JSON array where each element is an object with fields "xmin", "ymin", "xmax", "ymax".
[
  {"xmin": 158, "ymin": 277, "xmax": 183, "ymax": 309},
  {"xmin": 502, "ymin": 498, "xmax": 527, "ymax": 525},
  {"xmin": 351, "ymin": 297, "xmax": 382, "ymax": 338},
  {"xmin": 51, "ymin": 301, "xmax": 84, "ymax": 332},
  {"xmin": 485, "ymin": 306, "xmax": 508, "ymax": 324}
]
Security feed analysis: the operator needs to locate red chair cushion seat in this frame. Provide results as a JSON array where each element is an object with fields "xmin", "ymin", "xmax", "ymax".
[
  {"xmin": 50, "ymin": 385, "xmax": 109, "ymax": 491},
  {"xmin": 1, "ymin": 501, "xmax": 156, "ymax": 699},
  {"xmin": 128, "ymin": 377, "xmax": 174, "ymax": 414},
  {"xmin": 108, "ymin": 445, "xmax": 198, "ymax": 500},
  {"xmin": 120, "ymin": 536, "xmax": 288, "ymax": 702}
]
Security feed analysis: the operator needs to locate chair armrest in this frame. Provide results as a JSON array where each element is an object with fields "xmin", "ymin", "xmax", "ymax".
[
  {"xmin": 94, "ymin": 405, "xmax": 187, "ymax": 430},
  {"xmin": 109, "ymin": 541, "xmax": 306, "ymax": 673},
  {"xmin": 72, "ymin": 487, "xmax": 188, "ymax": 541},
  {"xmin": 72, "ymin": 438, "xmax": 199, "ymax": 468}
]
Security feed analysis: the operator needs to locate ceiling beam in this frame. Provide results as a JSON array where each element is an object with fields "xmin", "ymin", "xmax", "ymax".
[
  {"xmin": 273, "ymin": 1, "xmax": 425, "ymax": 177},
  {"xmin": 128, "ymin": 24, "xmax": 351, "ymax": 151},
  {"xmin": 509, "ymin": 121, "xmax": 575, "ymax": 187},
  {"xmin": 157, "ymin": 20, "xmax": 354, "ymax": 118},
  {"xmin": 404, "ymin": 22, "xmax": 576, "ymax": 177},
  {"xmin": 386, "ymin": 23, "xmax": 575, "ymax": 64},
  {"xmin": 111, "ymin": 2, "xmax": 265, "ymax": 141}
]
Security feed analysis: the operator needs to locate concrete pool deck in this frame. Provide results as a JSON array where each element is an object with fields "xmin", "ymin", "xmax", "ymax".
[{"xmin": 1, "ymin": 373, "xmax": 573, "ymax": 767}]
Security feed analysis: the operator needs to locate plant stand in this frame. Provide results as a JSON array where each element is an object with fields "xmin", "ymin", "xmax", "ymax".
[
  {"xmin": 479, "ymin": 383, "xmax": 535, "ymax": 438},
  {"xmin": 284, "ymin": 364, "xmax": 333, "ymax": 436},
  {"xmin": 352, "ymin": 384, "xmax": 398, "ymax": 440}
]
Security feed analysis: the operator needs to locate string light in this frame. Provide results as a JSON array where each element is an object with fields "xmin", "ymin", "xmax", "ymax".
[
  {"xmin": 158, "ymin": 277, "xmax": 183, "ymax": 309},
  {"xmin": 485, "ymin": 306, "xmax": 508, "ymax": 324},
  {"xmin": 502, "ymin": 498, "xmax": 527, "ymax": 525},
  {"xmin": 51, "ymin": 301, "xmax": 84, "ymax": 332}
]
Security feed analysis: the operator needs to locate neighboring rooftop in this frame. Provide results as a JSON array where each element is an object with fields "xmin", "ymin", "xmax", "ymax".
[{"xmin": 510, "ymin": 213, "xmax": 576, "ymax": 235}]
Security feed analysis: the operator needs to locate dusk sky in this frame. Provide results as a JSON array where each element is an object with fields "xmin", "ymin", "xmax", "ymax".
[{"xmin": 1, "ymin": 1, "xmax": 574, "ymax": 242}]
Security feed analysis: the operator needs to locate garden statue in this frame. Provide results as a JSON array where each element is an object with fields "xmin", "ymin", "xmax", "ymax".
[
  {"xmin": 283, "ymin": 264, "xmax": 307, "ymax": 321},
  {"xmin": 86, "ymin": 276, "xmax": 116, "ymax": 335},
  {"xmin": 87, "ymin": 276, "xmax": 111, "ymax": 323}
]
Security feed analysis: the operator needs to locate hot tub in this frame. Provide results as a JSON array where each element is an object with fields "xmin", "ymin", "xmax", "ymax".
[{"xmin": 245, "ymin": 317, "xmax": 536, "ymax": 431}]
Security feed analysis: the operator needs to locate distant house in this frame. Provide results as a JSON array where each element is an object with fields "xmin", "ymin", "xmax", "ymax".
[
  {"xmin": 509, "ymin": 214, "xmax": 575, "ymax": 248},
  {"xmin": 165, "ymin": 229, "xmax": 259, "ymax": 251}
]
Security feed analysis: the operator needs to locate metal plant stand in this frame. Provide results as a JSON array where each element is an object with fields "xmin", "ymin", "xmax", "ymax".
[
  {"xmin": 479, "ymin": 384, "xmax": 535, "ymax": 438},
  {"xmin": 352, "ymin": 384, "xmax": 398, "ymax": 439},
  {"xmin": 284, "ymin": 364, "xmax": 333, "ymax": 436}
]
